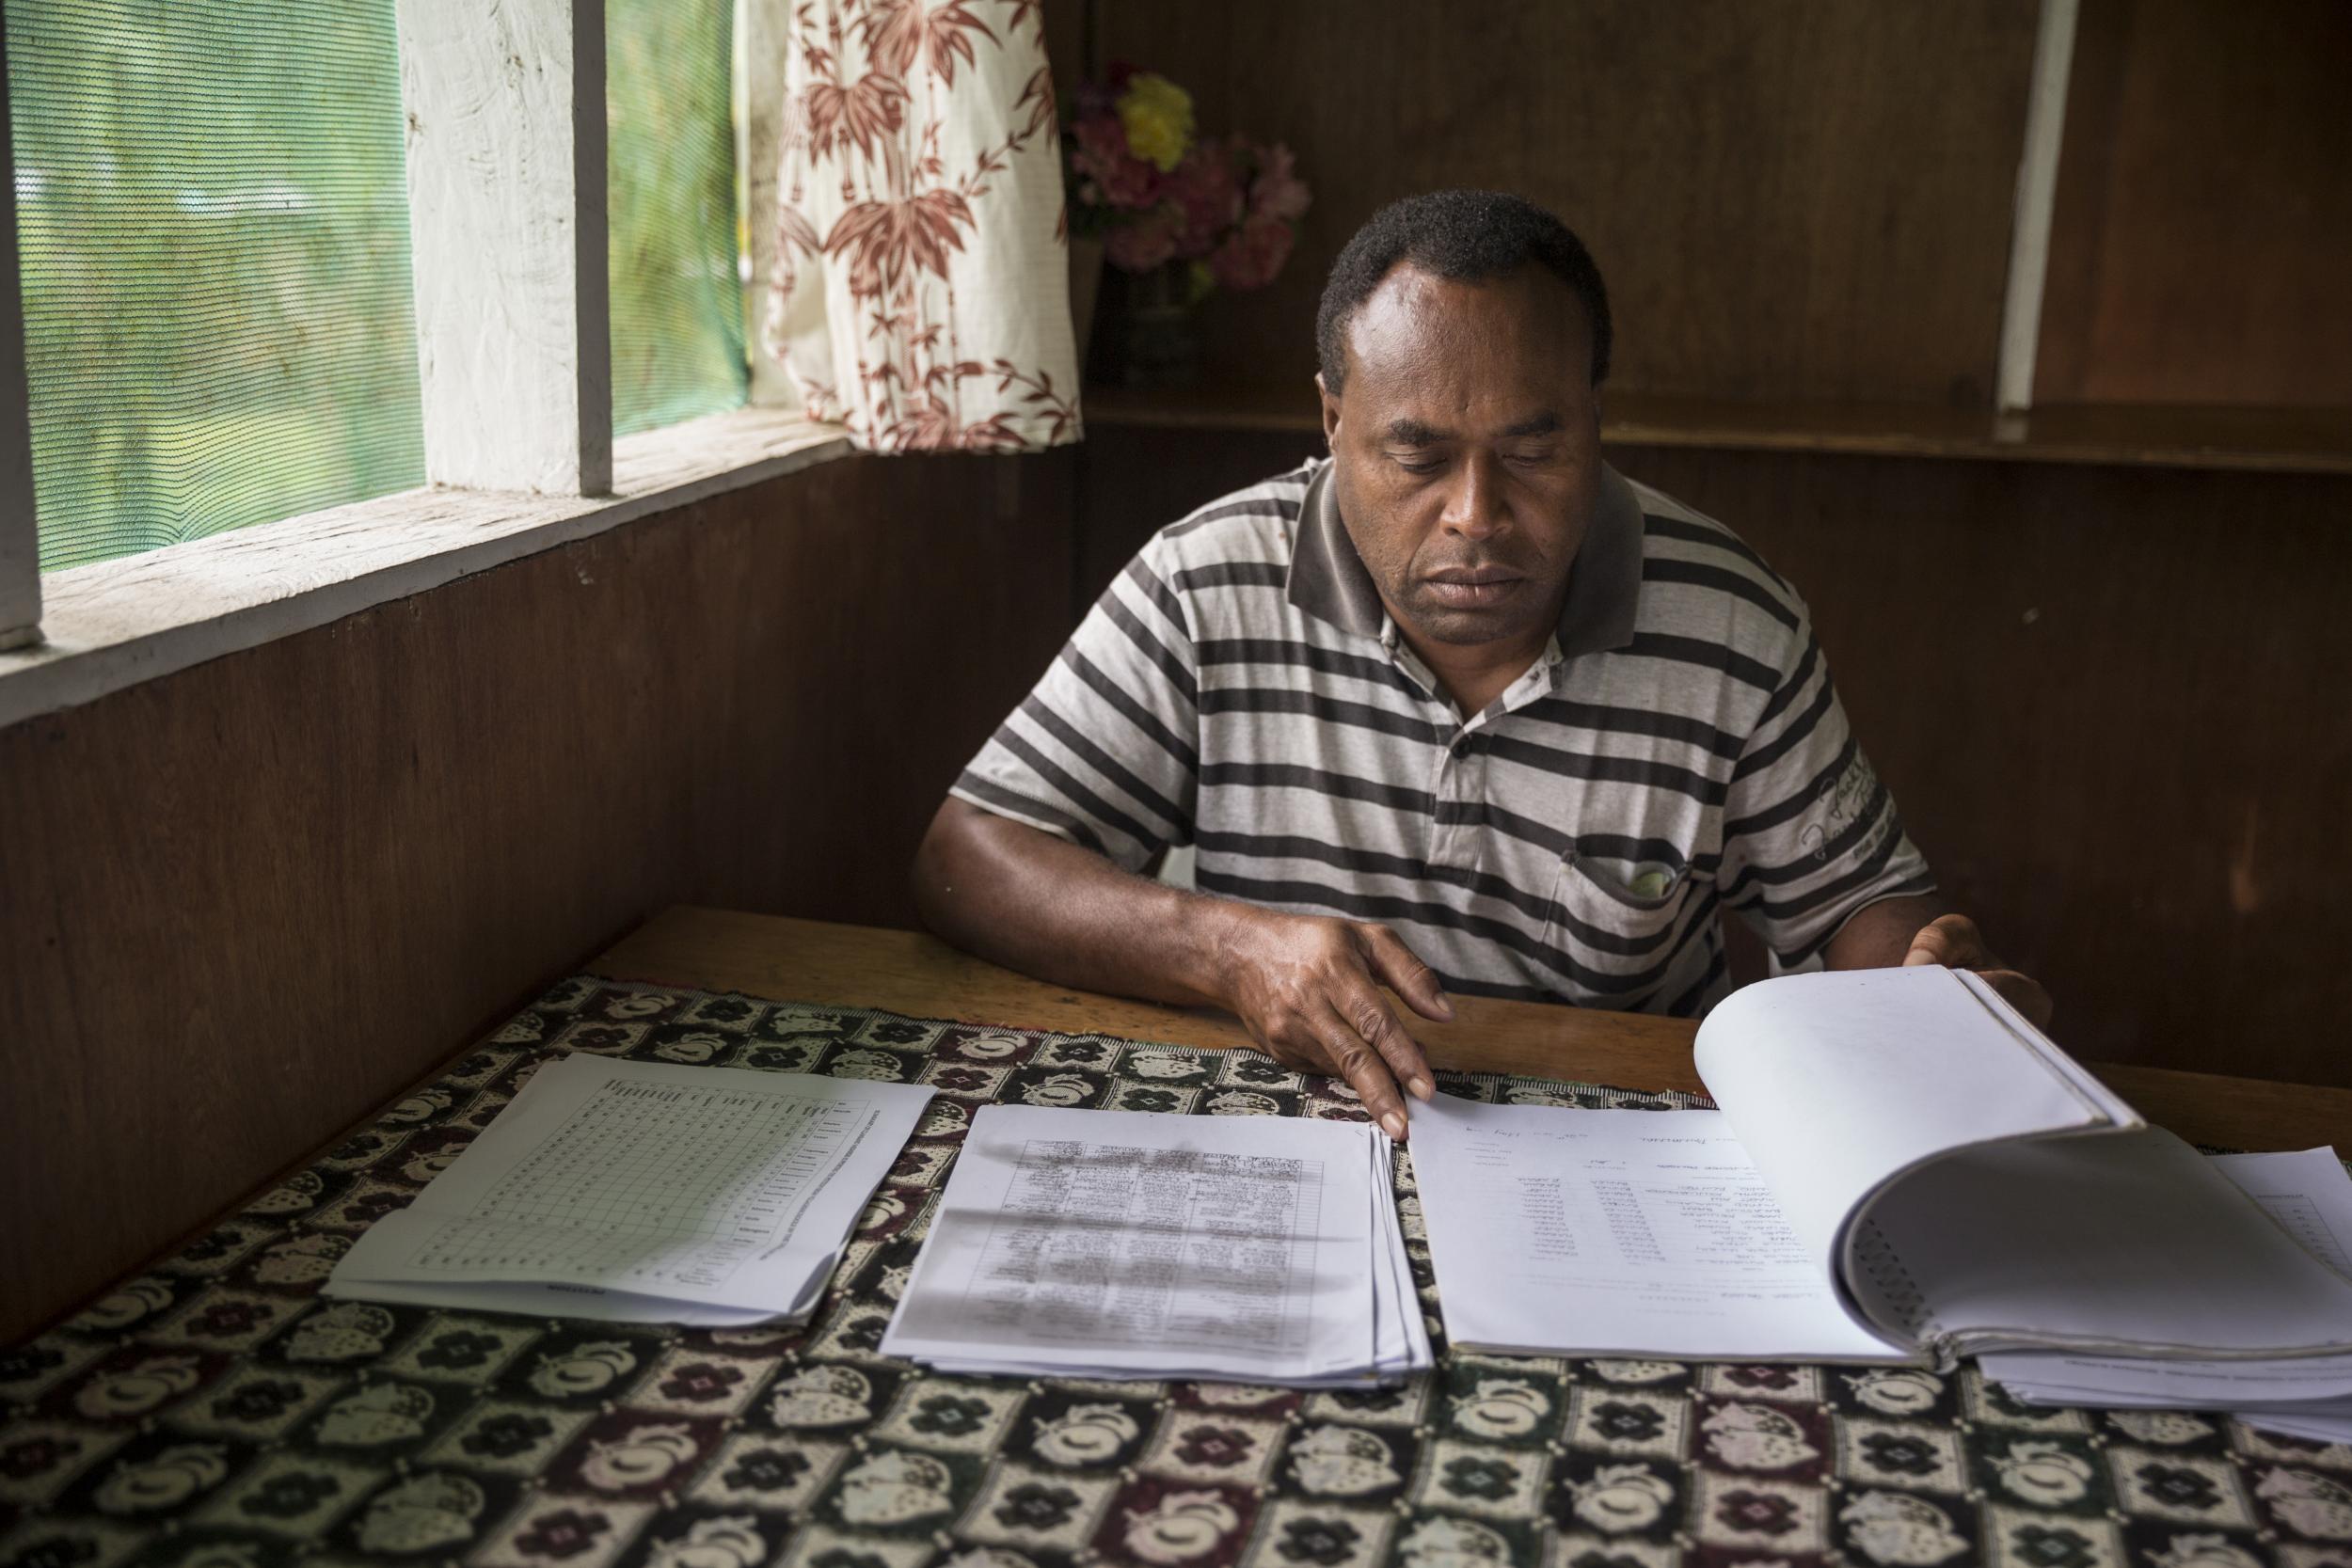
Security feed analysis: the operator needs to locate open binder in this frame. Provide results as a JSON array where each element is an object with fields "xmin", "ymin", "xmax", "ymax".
[{"xmin": 1411, "ymin": 964, "xmax": 2352, "ymax": 1367}]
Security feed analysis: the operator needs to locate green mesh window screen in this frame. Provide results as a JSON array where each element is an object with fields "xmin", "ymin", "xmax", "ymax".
[
  {"xmin": 8, "ymin": 0, "xmax": 423, "ymax": 573},
  {"xmin": 609, "ymin": 0, "xmax": 747, "ymax": 438}
]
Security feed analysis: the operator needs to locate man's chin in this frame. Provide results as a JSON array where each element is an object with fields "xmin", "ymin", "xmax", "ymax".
[{"xmin": 1399, "ymin": 603, "xmax": 1544, "ymax": 647}]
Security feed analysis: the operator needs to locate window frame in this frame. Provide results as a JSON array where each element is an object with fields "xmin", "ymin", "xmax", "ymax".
[{"xmin": 0, "ymin": 0, "xmax": 840, "ymax": 716}]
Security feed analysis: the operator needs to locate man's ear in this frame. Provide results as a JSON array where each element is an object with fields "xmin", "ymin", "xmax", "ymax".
[{"xmin": 1315, "ymin": 372, "xmax": 1340, "ymax": 451}]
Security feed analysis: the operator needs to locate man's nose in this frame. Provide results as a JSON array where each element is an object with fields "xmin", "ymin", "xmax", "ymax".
[{"xmin": 1439, "ymin": 451, "xmax": 1507, "ymax": 541}]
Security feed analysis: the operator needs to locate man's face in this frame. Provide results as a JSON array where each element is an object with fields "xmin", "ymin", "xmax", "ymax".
[{"xmin": 1320, "ymin": 264, "xmax": 1603, "ymax": 648}]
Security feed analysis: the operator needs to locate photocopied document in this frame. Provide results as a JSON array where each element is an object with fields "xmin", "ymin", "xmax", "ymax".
[
  {"xmin": 882, "ymin": 1104, "xmax": 1429, "ymax": 1386},
  {"xmin": 327, "ymin": 1054, "xmax": 934, "ymax": 1323},
  {"xmin": 1407, "ymin": 1095, "xmax": 1904, "ymax": 1362}
]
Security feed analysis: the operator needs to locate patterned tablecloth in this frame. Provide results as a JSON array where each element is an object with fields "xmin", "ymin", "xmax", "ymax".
[{"xmin": 5, "ymin": 975, "xmax": 2348, "ymax": 1568}]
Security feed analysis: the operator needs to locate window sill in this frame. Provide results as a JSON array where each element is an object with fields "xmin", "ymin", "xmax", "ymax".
[{"xmin": 0, "ymin": 404, "xmax": 853, "ymax": 730}]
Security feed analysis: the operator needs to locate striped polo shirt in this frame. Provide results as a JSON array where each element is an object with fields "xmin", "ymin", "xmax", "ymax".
[{"xmin": 953, "ymin": 456, "xmax": 1934, "ymax": 1017}]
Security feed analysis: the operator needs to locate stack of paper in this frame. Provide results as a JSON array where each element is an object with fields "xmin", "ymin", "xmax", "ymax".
[
  {"xmin": 326, "ymin": 1055, "xmax": 934, "ymax": 1326},
  {"xmin": 1985, "ymin": 1147, "xmax": 2352, "ymax": 1444},
  {"xmin": 882, "ymin": 1105, "xmax": 1430, "ymax": 1386}
]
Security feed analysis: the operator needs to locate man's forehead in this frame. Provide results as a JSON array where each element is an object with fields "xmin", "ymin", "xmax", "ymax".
[{"xmin": 1340, "ymin": 263, "xmax": 1593, "ymax": 399}]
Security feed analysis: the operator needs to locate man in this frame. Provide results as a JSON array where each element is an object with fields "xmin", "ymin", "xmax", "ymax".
[{"xmin": 913, "ymin": 189, "xmax": 2048, "ymax": 1140}]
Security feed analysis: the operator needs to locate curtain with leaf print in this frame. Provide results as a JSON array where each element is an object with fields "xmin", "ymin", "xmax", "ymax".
[{"xmin": 762, "ymin": 0, "xmax": 1080, "ymax": 452}]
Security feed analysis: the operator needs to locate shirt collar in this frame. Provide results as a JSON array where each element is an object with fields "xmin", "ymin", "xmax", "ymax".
[{"xmin": 1285, "ymin": 458, "xmax": 1646, "ymax": 657}]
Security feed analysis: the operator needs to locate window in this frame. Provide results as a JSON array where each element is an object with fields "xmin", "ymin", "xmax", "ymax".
[
  {"xmin": 609, "ymin": 0, "xmax": 748, "ymax": 438},
  {"xmin": 5, "ymin": 0, "xmax": 759, "ymax": 577},
  {"xmin": 7, "ymin": 0, "xmax": 424, "ymax": 572}
]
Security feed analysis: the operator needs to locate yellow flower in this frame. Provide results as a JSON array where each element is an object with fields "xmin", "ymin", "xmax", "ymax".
[{"xmin": 1116, "ymin": 73, "xmax": 1194, "ymax": 173}]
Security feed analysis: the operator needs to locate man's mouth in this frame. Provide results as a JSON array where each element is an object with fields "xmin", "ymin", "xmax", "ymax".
[{"xmin": 1422, "ymin": 566, "xmax": 1524, "ymax": 609}]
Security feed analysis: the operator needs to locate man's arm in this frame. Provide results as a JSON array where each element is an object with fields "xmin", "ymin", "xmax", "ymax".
[
  {"xmin": 1822, "ymin": 894, "xmax": 2053, "ymax": 1027},
  {"xmin": 912, "ymin": 799, "xmax": 1449, "ymax": 1138}
]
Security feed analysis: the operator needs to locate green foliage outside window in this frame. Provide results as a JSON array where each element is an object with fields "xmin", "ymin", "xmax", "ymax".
[
  {"xmin": 609, "ymin": 0, "xmax": 747, "ymax": 439},
  {"xmin": 8, "ymin": 0, "xmax": 423, "ymax": 573},
  {"xmin": 6, "ymin": 0, "xmax": 746, "ymax": 574}
]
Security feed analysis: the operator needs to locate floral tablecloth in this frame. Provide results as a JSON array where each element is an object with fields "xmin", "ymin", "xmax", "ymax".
[{"xmin": 4, "ymin": 975, "xmax": 2348, "ymax": 1568}]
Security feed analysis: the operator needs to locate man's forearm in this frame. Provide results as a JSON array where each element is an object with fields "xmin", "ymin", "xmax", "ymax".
[
  {"xmin": 910, "ymin": 799, "xmax": 1245, "ymax": 1011},
  {"xmin": 1820, "ymin": 893, "xmax": 2053, "ymax": 1026},
  {"xmin": 1820, "ymin": 894, "xmax": 1946, "ymax": 971}
]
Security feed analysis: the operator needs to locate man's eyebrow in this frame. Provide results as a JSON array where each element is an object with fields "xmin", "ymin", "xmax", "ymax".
[
  {"xmin": 1382, "ymin": 418, "xmax": 1446, "ymax": 445},
  {"xmin": 1498, "ymin": 412, "xmax": 1562, "ymax": 438}
]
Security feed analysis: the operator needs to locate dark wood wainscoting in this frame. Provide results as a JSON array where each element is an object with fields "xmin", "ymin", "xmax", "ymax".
[{"xmin": 0, "ymin": 449, "xmax": 1075, "ymax": 1340}]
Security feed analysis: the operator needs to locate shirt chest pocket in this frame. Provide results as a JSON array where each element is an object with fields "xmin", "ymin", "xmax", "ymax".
[{"xmin": 1540, "ymin": 851, "xmax": 1704, "ymax": 987}]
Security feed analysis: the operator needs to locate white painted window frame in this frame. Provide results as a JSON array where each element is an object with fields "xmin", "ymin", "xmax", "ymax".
[
  {"xmin": 0, "ymin": 23, "xmax": 41, "ymax": 653},
  {"xmin": 0, "ymin": 0, "xmax": 843, "ymax": 724},
  {"xmin": 1995, "ymin": 0, "xmax": 2082, "ymax": 420}
]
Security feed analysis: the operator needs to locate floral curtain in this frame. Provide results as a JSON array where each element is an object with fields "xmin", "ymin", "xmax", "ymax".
[{"xmin": 762, "ymin": 0, "xmax": 1080, "ymax": 452}]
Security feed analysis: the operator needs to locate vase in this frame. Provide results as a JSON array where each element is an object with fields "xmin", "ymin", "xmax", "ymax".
[
  {"xmin": 1111, "ymin": 261, "xmax": 1202, "ymax": 389},
  {"xmin": 1068, "ymin": 235, "xmax": 1105, "ymax": 370}
]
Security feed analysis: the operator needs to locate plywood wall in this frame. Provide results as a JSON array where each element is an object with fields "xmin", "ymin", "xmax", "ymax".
[
  {"xmin": 0, "ymin": 450, "xmax": 1075, "ymax": 1342},
  {"xmin": 2036, "ymin": 0, "xmax": 2352, "ymax": 407},
  {"xmin": 1090, "ymin": 0, "xmax": 2041, "ymax": 404}
]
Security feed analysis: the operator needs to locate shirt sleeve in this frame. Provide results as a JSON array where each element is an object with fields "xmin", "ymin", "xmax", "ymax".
[
  {"xmin": 1717, "ymin": 613, "xmax": 1936, "ymax": 963},
  {"xmin": 948, "ymin": 532, "xmax": 1200, "ymax": 873}
]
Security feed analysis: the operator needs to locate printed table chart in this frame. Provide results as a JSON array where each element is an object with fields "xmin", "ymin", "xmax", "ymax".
[
  {"xmin": 3, "ymin": 968, "xmax": 2349, "ymax": 1568},
  {"xmin": 409, "ymin": 1079, "xmax": 868, "ymax": 1292},
  {"xmin": 963, "ymin": 1143, "xmax": 1325, "ymax": 1354}
]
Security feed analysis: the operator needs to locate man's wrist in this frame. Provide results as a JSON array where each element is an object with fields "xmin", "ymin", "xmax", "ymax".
[{"xmin": 1168, "ymin": 890, "xmax": 1258, "ymax": 1013}]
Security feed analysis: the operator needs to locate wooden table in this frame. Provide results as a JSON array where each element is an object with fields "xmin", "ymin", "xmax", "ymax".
[{"xmin": 597, "ymin": 906, "xmax": 2352, "ymax": 1151}]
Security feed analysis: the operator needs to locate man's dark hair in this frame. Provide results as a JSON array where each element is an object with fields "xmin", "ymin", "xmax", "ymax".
[{"xmin": 1315, "ymin": 189, "xmax": 1613, "ymax": 394}]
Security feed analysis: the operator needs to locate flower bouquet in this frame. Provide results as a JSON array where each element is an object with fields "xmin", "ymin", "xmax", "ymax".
[{"xmin": 1063, "ymin": 66, "xmax": 1311, "ymax": 384}]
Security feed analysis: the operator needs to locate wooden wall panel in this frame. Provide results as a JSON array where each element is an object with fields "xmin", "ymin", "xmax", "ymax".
[
  {"xmin": 1094, "ymin": 0, "xmax": 2038, "ymax": 404},
  {"xmin": 2036, "ymin": 0, "xmax": 2352, "ymax": 407},
  {"xmin": 1076, "ymin": 425, "xmax": 2352, "ymax": 1088},
  {"xmin": 0, "ymin": 450, "xmax": 1074, "ymax": 1341}
]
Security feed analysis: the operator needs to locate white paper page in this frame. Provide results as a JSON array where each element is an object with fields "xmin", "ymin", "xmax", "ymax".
[
  {"xmin": 1870, "ymin": 1130, "xmax": 2352, "ymax": 1358},
  {"xmin": 1997, "ymin": 1378, "xmax": 2352, "ymax": 1415},
  {"xmin": 2210, "ymin": 1148, "xmax": 2352, "ymax": 1274},
  {"xmin": 1376, "ymin": 1136, "xmax": 1433, "ymax": 1375},
  {"xmin": 2238, "ymin": 1411, "xmax": 2352, "ymax": 1444},
  {"xmin": 1363, "ymin": 1132, "xmax": 1429, "ymax": 1379},
  {"xmin": 1983, "ymin": 1148, "xmax": 2352, "ymax": 1400},
  {"xmin": 1693, "ymin": 968, "xmax": 2137, "ymax": 1294},
  {"xmin": 322, "ymin": 1275, "xmax": 801, "ymax": 1327},
  {"xmin": 882, "ymin": 1106, "xmax": 1378, "ymax": 1381},
  {"xmin": 915, "ymin": 1357, "xmax": 1407, "ymax": 1388},
  {"xmin": 1408, "ymin": 1094, "xmax": 1908, "ymax": 1361},
  {"xmin": 330, "ymin": 1056, "xmax": 933, "ymax": 1314},
  {"xmin": 922, "ymin": 1137, "xmax": 1426, "ymax": 1390}
]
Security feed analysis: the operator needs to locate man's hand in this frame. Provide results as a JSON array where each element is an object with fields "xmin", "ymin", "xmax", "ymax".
[
  {"xmin": 1900, "ymin": 912, "xmax": 2054, "ymax": 1030},
  {"xmin": 914, "ymin": 801, "xmax": 1453, "ymax": 1132},
  {"xmin": 1213, "ymin": 906, "xmax": 1451, "ymax": 1141}
]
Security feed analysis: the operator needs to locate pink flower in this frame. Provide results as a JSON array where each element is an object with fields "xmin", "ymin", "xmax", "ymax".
[
  {"xmin": 1206, "ymin": 214, "xmax": 1295, "ymax": 292},
  {"xmin": 1249, "ymin": 142, "xmax": 1311, "ymax": 225},
  {"xmin": 1106, "ymin": 206, "xmax": 1184, "ymax": 273},
  {"xmin": 1070, "ymin": 110, "xmax": 1156, "ymax": 210},
  {"xmin": 1162, "ymin": 142, "xmax": 1244, "ymax": 259}
]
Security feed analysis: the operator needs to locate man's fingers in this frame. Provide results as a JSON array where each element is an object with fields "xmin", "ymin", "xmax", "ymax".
[
  {"xmin": 1361, "ymin": 926, "xmax": 1454, "ymax": 1025},
  {"xmin": 1339, "ymin": 975, "xmax": 1436, "ymax": 1103},
  {"xmin": 1313, "ymin": 1008, "xmax": 1411, "ymax": 1142},
  {"xmin": 1977, "ymin": 969, "xmax": 2055, "ymax": 1030},
  {"xmin": 1902, "ymin": 912, "xmax": 1988, "ymax": 968}
]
